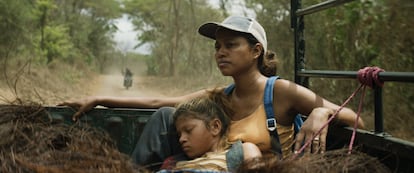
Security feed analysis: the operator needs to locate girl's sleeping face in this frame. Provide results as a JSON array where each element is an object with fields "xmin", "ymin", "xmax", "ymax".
[{"xmin": 175, "ymin": 115, "xmax": 217, "ymax": 158}]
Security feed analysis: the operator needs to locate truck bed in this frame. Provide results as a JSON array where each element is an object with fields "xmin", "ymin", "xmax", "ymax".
[{"xmin": 45, "ymin": 106, "xmax": 414, "ymax": 172}]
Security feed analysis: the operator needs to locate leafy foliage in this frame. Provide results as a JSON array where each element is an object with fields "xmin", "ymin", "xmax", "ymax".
[
  {"xmin": 40, "ymin": 25, "xmax": 74, "ymax": 64},
  {"xmin": 124, "ymin": 0, "xmax": 224, "ymax": 77},
  {"xmin": 0, "ymin": 0, "xmax": 34, "ymax": 58},
  {"xmin": 0, "ymin": 0, "xmax": 122, "ymax": 71}
]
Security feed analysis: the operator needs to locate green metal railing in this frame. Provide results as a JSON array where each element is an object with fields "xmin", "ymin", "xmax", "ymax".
[
  {"xmin": 291, "ymin": 0, "xmax": 414, "ymax": 133},
  {"xmin": 290, "ymin": 0, "xmax": 414, "ymax": 172}
]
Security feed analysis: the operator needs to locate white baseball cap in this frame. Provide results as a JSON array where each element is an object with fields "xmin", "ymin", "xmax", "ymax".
[{"xmin": 198, "ymin": 16, "xmax": 267, "ymax": 53}]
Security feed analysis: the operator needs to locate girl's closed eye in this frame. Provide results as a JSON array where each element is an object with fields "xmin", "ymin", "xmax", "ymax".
[
  {"xmin": 178, "ymin": 125, "xmax": 194, "ymax": 135},
  {"xmin": 183, "ymin": 126, "xmax": 194, "ymax": 134}
]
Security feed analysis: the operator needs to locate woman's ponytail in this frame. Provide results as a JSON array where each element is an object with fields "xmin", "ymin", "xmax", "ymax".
[{"xmin": 259, "ymin": 50, "xmax": 279, "ymax": 77}]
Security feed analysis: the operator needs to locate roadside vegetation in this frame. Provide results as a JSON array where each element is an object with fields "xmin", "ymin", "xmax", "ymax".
[{"xmin": 0, "ymin": 0, "xmax": 412, "ymax": 141}]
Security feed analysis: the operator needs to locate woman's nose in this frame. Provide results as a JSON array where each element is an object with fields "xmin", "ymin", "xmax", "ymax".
[{"xmin": 215, "ymin": 48, "xmax": 225, "ymax": 59}]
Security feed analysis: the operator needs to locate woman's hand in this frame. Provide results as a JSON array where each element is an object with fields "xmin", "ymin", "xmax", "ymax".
[
  {"xmin": 294, "ymin": 107, "xmax": 334, "ymax": 154},
  {"xmin": 57, "ymin": 96, "xmax": 99, "ymax": 121}
]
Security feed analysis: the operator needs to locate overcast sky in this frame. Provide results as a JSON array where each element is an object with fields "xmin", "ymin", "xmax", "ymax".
[
  {"xmin": 113, "ymin": 14, "xmax": 148, "ymax": 54},
  {"xmin": 113, "ymin": 0, "xmax": 254, "ymax": 54}
]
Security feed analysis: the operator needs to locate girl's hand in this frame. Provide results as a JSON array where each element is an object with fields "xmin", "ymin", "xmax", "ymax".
[
  {"xmin": 57, "ymin": 96, "xmax": 98, "ymax": 121},
  {"xmin": 294, "ymin": 107, "xmax": 334, "ymax": 154}
]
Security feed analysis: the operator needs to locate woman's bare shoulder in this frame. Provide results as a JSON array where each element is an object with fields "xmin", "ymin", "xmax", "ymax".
[
  {"xmin": 242, "ymin": 142, "xmax": 262, "ymax": 160},
  {"xmin": 273, "ymin": 78, "xmax": 299, "ymax": 93},
  {"xmin": 273, "ymin": 78, "xmax": 310, "ymax": 106}
]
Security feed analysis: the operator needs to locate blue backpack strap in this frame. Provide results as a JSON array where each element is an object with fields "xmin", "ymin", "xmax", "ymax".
[
  {"xmin": 294, "ymin": 114, "xmax": 304, "ymax": 134},
  {"xmin": 224, "ymin": 84, "xmax": 235, "ymax": 95},
  {"xmin": 264, "ymin": 76, "xmax": 278, "ymax": 130},
  {"xmin": 264, "ymin": 76, "xmax": 283, "ymax": 156},
  {"xmin": 225, "ymin": 77, "xmax": 303, "ymax": 156},
  {"xmin": 264, "ymin": 76, "xmax": 304, "ymax": 155}
]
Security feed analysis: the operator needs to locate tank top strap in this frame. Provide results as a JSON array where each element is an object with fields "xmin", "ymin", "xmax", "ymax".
[{"xmin": 226, "ymin": 140, "xmax": 243, "ymax": 172}]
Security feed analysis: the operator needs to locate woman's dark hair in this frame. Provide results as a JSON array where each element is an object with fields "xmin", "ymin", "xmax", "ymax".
[{"xmin": 242, "ymin": 32, "xmax": 279, "ymax": 77}]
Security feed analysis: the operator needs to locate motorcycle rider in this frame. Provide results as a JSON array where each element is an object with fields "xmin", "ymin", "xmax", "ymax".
[{"xmin": 124, "ymin": 68, "xmax": 133, "ymax": 89}]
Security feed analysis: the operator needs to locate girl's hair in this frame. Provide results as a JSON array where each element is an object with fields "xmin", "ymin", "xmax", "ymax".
[
  {"xmin": 241, "ymin": 32, "xmax": 279, "ymax": 77},
  {"xmin": 173, "ymin": 93, "xmax": 230, "ymax": 137}
]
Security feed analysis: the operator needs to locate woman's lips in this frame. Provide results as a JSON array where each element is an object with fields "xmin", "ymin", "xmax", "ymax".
[{"xmin": 217, "ymin": 60, "xmax": 231, "ymax": 68}]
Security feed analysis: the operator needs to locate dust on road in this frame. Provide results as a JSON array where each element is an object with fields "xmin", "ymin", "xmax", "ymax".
[
  {"xmin": 91, "ymin": 74, "xmax": 165, "ymax": 97},
  {"xmin": 0, "ymin": 72, "xmax": 166, "ymax": 106}
]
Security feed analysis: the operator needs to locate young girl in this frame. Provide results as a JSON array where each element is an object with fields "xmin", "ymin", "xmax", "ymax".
[{"xmin": 159, "ymin": 93, "xmax": 261, "ymax": 172}]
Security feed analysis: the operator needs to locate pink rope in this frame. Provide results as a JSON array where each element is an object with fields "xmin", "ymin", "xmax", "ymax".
[
  {"xmin": 348, "ymin": 66, "xmax": 384, "ymax": 154},
  {"xmin": 348, "ymin": 85, "xmax": 366, "ymax": 154},
  {"xmin": 292, "ymin": 67, "xmax": 384, "ymax": 158},
  {"xmin": 357, "ymin": 66, "xmax": 385, "ymax": 88}
]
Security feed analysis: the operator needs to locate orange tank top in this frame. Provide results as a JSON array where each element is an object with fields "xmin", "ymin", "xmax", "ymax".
[{"xmin": 228, "ymin": 104, "xmax": 295, "ymax": 158}]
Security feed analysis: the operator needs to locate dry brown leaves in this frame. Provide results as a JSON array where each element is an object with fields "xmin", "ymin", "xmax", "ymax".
[
  {"xmin": 237, "ymin": 148, "xmax": 392, "ymax": 173},
  {"xmin": 0, "ymin": 103, "xmax": 148, "ymax": 173}
]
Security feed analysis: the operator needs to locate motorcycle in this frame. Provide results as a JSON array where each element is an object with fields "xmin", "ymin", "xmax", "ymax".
[
  {"xmin": 124, "ymin": 75, "xmax": 132, "ymax": 89},
  {"xmin": 123, "ymin": 68, "xmax": 133, "ymax": 89}
]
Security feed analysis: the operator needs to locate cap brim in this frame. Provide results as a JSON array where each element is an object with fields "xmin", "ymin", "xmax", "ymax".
[
  {"xmin": 198, "ymin": 22, "xmax": 250, "ymax": 40},
  {"xmin": 198, "ymin": 22, "xmax": 219, "ymax": 40}
]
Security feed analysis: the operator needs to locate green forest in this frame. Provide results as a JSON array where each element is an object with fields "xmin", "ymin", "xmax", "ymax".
[{"xmin": 0, "ymin": 0, "xmax": 413, "ymax": 140}]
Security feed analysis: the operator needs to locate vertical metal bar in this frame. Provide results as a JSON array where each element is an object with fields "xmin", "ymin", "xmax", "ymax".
[
  {"xmin": 292, "ymin": 0, "xmax": 299, "ymax": 84},
  {"xmin": 298, "ymin": 16, "xmax": 309, "ymax": 87},
  {"xmin": 291, "ymin": 0, "xmax": 297, "ymax": 29},
  {"xmin": 292, "ymin": 0, "xmax": 308, "ymax": 87},
  {"xmin": 374, "ymin": 85, "xmax": 384, "ymax": 133}
]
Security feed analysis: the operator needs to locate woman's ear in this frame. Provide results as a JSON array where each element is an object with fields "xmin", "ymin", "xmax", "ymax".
[
  {"xmin": 253, "ymin": 43, "xmax": 263, "ymax": 59},
  {"xmin": 210, "ymin": 118, "xmax": 222, "ymax": 136}
]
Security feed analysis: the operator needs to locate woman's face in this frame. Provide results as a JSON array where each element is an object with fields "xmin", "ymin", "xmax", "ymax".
[
  {"xmin": 214, "ymin": 29, "xmax": 259, "ymax": 76},
  {"xmin": 175, "ymin": 115, "xmax": 216, "ymax": 159}
]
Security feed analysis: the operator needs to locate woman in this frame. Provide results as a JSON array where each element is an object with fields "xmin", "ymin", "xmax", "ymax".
[{"xmin": 59, "ymin": 16, "xmax": 364, "ymax": 168}]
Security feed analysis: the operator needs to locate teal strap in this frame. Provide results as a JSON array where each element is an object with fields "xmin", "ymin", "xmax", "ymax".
[{"xmin": 226, "ymin": 140, "xmax": 243, "ymax": 172}]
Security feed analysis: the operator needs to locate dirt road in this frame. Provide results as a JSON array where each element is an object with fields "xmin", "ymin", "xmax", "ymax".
[
  {"xmin": 91, "ymin": 74, "xmax": 165, "ymax": 97},
  {"xmin": 0, "ymin": 72, "xmax": 166, "ymax": 105}
]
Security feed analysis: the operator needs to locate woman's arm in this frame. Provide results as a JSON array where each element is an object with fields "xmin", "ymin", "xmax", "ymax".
[
  {"xmin": 274, "ymin": 79, "xmax": 365, "ymax": 153},
  {"xmin": 275, "ymin": 79, "xmax": 364, "ymax": 128},
  {"xmin": 290, "ymin": 82, "xmax": 364, "ymax": 128},
  {"xmin": 58, "ymin": 90, "xmax": 208, "ymax": 121}
]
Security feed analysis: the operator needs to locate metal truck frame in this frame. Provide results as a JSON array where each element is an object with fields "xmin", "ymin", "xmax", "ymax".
[{"xmin": 291, "ymin": 0, "xmax": 414, "ymax": 172}]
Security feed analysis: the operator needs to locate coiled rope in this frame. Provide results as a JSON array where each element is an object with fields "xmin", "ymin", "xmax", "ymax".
[{"xmin": 293, "ymin": 66, "xmax": 385, "ymax": 158}]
